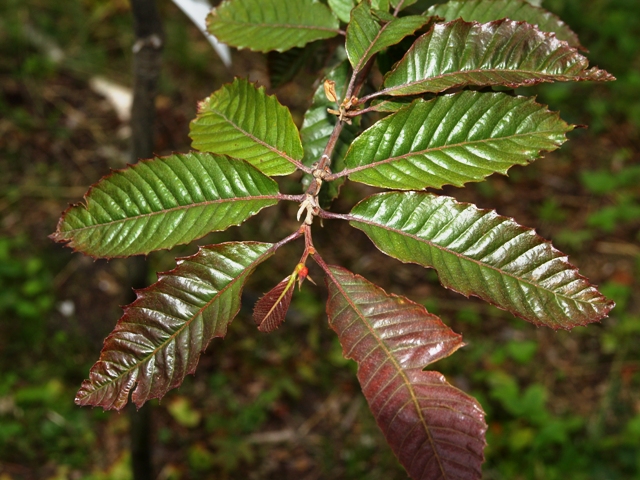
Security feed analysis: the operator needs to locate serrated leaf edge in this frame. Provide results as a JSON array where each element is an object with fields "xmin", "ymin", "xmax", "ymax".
[
  {"xmin": 75, "ymin": 241, "xmax": 276, "ymax": 409},
  {"xmin": 50, "ymin": 153, "xmax": 283, "ymax": 259},
  {"xmin": 347, "ymin": 193, "xmax": 615, "ymax": 329}
]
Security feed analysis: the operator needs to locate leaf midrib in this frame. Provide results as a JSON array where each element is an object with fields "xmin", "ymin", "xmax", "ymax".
[
  {"xmin": 351, "ymin": 13, "xmax": 390, "ymax": 73},
  {"xmin": 199, "ymin": 107, "xmax": 302, "ymax": 170},
  {"xmin": 218, "ymin": 20, "xmax": 340, "ymax": 34},
  {"xmin": 345, "ymin": 129, "xmax": 560, "ymax": 175},
  {"xmin": 78, "ymin": 248, "xmax": 273, "ymax": 400},
  {"xmin": 327, "ymin": 268, "xmax": 447, "ymax": 478},
  {"xmin": 349, "ymin": 214, "xmax": 593, "ymax": 315},
  {"xmin": 61, "ymin": 195, "xmax": 280, "ymax": 234},
  {"xmin": 381, "ymin": 66, "xmax": 585, "ymax": 96}
]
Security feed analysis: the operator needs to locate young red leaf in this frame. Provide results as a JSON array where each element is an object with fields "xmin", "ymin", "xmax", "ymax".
[
  {"xmin": 325, "ymin": 265, "xmax": 486, "ymax": 480},
  {"xmin": 253, "ymin": 275, "xmax": 296, "ymax": 333}
]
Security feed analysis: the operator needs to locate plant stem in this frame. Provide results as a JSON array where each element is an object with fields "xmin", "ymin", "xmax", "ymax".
[
  {"xmin": 273, "ymin": 227, "xmax": 305, "ymax": 251},
  {"xmin": 318, "ymin": 210, "xmax": 353, "ymax": 222},
  {"xmin": 393, "ymin": 0, "xmax": 407, "ymax": 17},
  {"xmin": 310, "ymin": 247, "xmax": 331, "ymax": 276},
  {"xmin": 278, "ymin": 194, "xmax": 306, "ymax": 202},
  {"xmin": 310, "ymin": 56, "xmax": 375, "ymax": 182}
]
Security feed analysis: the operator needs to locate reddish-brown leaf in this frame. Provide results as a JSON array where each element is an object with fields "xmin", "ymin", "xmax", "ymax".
[
  {"xmin": 325, "ymin": 265, "xmax": 486, "ymax": 480},
  {"xmin": 75, "ymin": 242, "xmax": 274, "ymax": 410},
  {"xmin": 253, "ymin": 275, "xmax": 295, "ymax": 332}
]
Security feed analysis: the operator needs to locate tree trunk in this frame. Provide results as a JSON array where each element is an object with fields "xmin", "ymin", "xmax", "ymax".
[{"xmin": 127, "ymin": 1, "xmax": 163, "ymax": 479}]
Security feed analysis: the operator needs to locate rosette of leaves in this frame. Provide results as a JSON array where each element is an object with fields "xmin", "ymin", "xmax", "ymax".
[{"xmin": 52, "ymin": 0, "xmax": 616, "ymax": 478}]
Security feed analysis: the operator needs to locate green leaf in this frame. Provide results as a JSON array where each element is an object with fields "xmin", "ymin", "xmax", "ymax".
[
  {"xmin": 349, "ymin": 192, "xmax": 615, "ymax": 329},
  {"xmin": 206, "ymin": 0, "xmax": 340, "ymax": 53},
  {"xmin": 369, "ymin": 96, "xmax": 417, "ymax": 112},
  {"xmin": 268, "ymin": 42, "xmax": 321, "ymax": 88},
  {"xmin": 75, "ymin": 242, "xmax": 275, "ymax": 410},
  {"xmin": 370, "ymin": 0, "xmax": 390, "ymax": 12},
  {"xmin": 346, "ymin": 2, "xmax": 430, "ymax": 73},
  {"xmin": 51, "ymin": 153, "xmax": 280, "ymax": 258},
  {"xmin": 344, "ymin": 91, "xmax": 572, "ymax": 190},
  {"xmin": 380, "ymin": 19, "xmax": 614, "ymax": 97},
  {"xmin": 428, "ymin": 0, "xmax": 582, "ymax": 49},
  {"xmin": 190, "ymin": 78, "xmax": 303, "ymax": 176},
  {"xmin": 390, "ymin": 0, "xmax": 419, "ymax": 11},
  {"xmin": 325, "ymin": 265, "xmax": 486, "ymax": 480},
  {"xmin": 301, "ymin": 61, "xmax": 361, "ymax": 206},
  {"xmin": 329, "ymin": 0, "xmax": 356, "ymax": 23}
]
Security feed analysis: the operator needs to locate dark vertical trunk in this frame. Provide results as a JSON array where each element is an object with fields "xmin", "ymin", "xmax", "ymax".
[
  {"xmin": 130, "ymin": 0, "xmax": 164, "ymax": 164},
  {"xmin": 127, "ymin": 1, "xmax": 163, "ymax": 479}
]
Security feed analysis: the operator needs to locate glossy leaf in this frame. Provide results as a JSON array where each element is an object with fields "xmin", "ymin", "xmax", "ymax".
[
  {"xmin": 206, "ymin": 0, "xmax": 340, "ymax": 53},
  {"xmin": 390, "ymin": 0, "xmax": 419, "ymax": 11},
  {"xmin": 76, "ymin": 242, "xmax": 275, "ymax": 410},
  {"xmin": 325, "ymin": 265, "xmax": 486, "ymax": 480},
  {"xmin": 427, "ymin": 0, "xmax": 582, "ymax": 49},
  {"xmin": 51, "ymin": 153, "xmax": 280, "ymax": 258},
  {"xmin": 190, "ymin": 78, "xmax": 303, "ymax": 176},
  {"xmin": 253, "ymin": 275, "xmax": 296, "ymax": 332},
  {"xmin": 346, "ymin": 2, "xmax": 429, "ymax": 73},
  {"xmin": 301, "ymin": 62, "xmax": 361, "ymax": 205},
  {"xmin": 369, "ymin": 97, "xmax": 416, "ymax": 112},
  {"xmin": 344, "ymin": 91, "xmax": 572, "ymax": 190},
  {"xmin": 370, "ymin": 0, "xmax": 390, "ymax": 12},
  {"xmin": 349, "ymin": 192, "xmax": 615, "ymax": 329},
  {"xmin": 268, "ymin": 43, "xmax": 317, "ymax": 88},
  {"xmin": 380, "ymin": 19, "xmax": 614, "ymax": 97}
]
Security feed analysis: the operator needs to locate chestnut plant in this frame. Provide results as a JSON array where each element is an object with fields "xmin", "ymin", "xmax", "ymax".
[{"xmin": 52, "ymin": 0, "xmax": 616, "ymax": 478}]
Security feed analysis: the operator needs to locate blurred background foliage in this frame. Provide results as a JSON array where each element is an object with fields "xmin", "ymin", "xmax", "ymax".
[{"xmin": 0, "ymin": 0, "xmax": 639, "ymax": 478}]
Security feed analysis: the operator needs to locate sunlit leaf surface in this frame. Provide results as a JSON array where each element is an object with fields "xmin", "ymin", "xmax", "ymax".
[
  {"xmin": 350, "ymin": 192, "xmax": 615, "ymax": 329},
  {"xmin": 381, "ymin": 19, "xmax": 614, "ymax": 96},
  {"xmin": 51, "ymin": 153, "xmax": 280, "ymax": 258},
  {"xmin": 76, "ymin": 242, "xmax": 275, "ymax": 410},
  {"xmin": 428, "ymin": 0, "xmax": 583, "ymax": 48},
  {"xmin": 346, "ymin": 2, "xmax": 429, "ymax": 73},
  {"xmin": 325, "ymin": 265, "xmax": 486, "ymax": 479},
  {"xmin": 207, "ymin": 0, "xmax": 340, "ymax": 53},
  {"xmin": 190, "ymin": 78, "xmax": 303, "ymax": 176},
  {"xmin": 344, "ymin": 91, "xmax": 572, "ymax": 190},
  {"xmin": 328, "ymin": 0, "xmax": 356, "ymax": 23}
]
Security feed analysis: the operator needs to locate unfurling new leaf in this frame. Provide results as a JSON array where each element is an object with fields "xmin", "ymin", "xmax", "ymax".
[
  {"xmin": 325, "ymin": 265, "xmax": 486, "ymax": 480},
  {"xmin": 253, "ymin": 275, "xmax": 295, "ymax": 332},
  {"xmin": 75, "ymin": 242, "xmax": 275, "ymax": 410}
]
